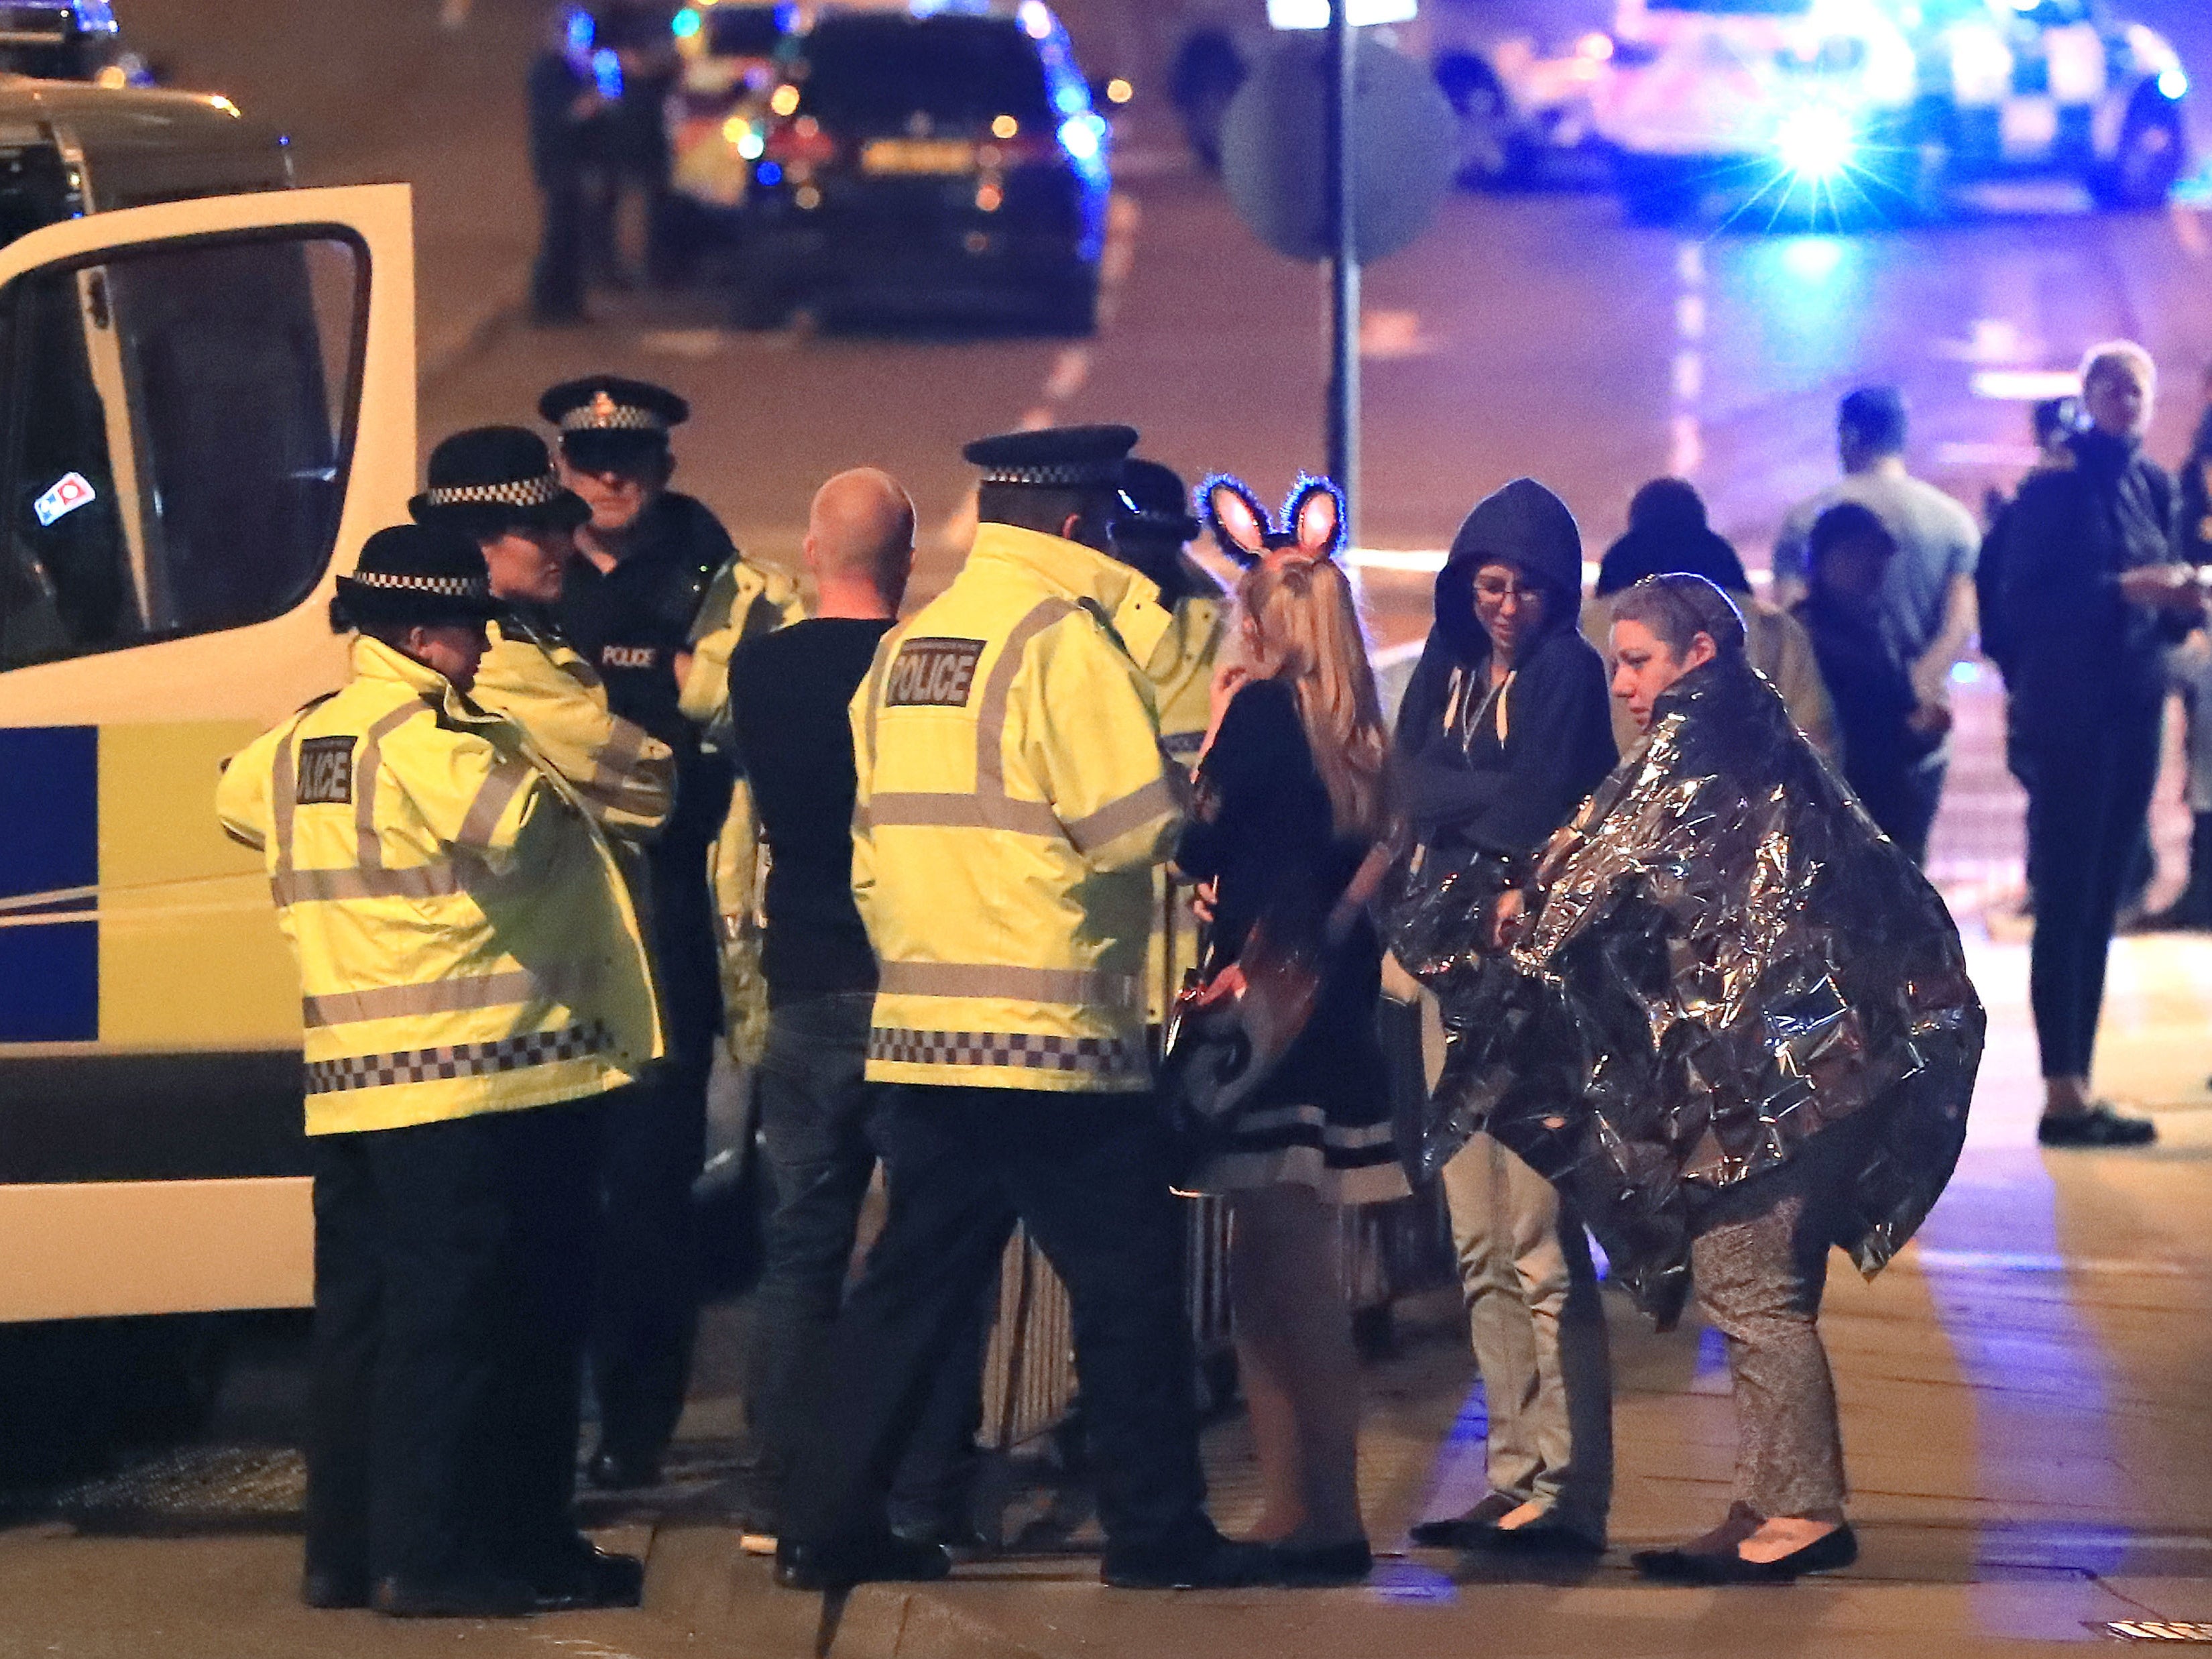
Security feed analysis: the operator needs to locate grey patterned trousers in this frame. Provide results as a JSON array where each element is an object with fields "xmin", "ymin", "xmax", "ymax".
[{"xmin": 1690, "ymin": 1146, "xmax": 1851, "ymax": 1522}]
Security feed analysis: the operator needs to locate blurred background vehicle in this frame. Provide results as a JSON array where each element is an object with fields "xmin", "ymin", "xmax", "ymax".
[
  {"xmin": 0, "ymin": 0, "xmax": 156, "ymax": 86},
  {"xmin": 734, "ymin": 0, "xmax": 1111, "ymax": 333},
  {"xmin": 1898, "ymin": 0, "xmax": 2190, "ymax": 211},
  {"xmin": 1596, "ymin": 0, "xmax": 1922, "ymax": 225},
  {"xmin": 1169, "ymin": 0, "xmax": 1617, "ymax": 186},
  {"xmin": 660, "ymin": 1, "xmax": 796, "ymax": 263}
]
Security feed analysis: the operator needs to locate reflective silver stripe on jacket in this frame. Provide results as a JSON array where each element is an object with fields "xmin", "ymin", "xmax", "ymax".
[
  {"xmin": 300, "ymin": 964, "xmax": 593, "ymax": 1030},
  {"xmin": 353, "ymin": 703, "xmax": 422, "ymax": 874},
  {"xmin": 876, "ymin": 960, "xmax": 1143, "ymax": 1010},
  {"xmin": 1063, "ymin": 775, "xmax": 1179, "ymax": 858},
  {"xmin": 455, "ymin": 758, "xmax": 535, "ymax": 852},
  {"xmin": 865, "ymin": 598, "xmax": 1077, "ymax": 839},
  {"xmin": 587, "ymin": 716, "xmax": 650, "ymax": 801},
  {"xmin": 273, "ymin": 865, "xmax": 462, "ymax": 906}
]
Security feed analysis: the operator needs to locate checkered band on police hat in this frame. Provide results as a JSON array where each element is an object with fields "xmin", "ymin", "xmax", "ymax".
[
  {"xmin": 558, "ymin": 390, "xmax": 669, "ymax": 433},
  {"xmin": 981, "ymin": 460, "xmax": 1123, "ymax": 488},
  {"xmin": 422, "ymin": 470, "xmax": 566, "ymax": 510},
  {"xmin": 347, "ymin": 569, "xmax": 491, "ymax": 601}
]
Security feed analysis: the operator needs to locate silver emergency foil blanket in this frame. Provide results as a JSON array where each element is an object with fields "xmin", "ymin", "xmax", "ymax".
[{"xmin": 1403, "ymin": 654, "xmax": 1983, "ymax": 1330}]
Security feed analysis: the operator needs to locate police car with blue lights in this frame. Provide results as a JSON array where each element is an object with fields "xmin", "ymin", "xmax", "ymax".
[
  {"xmin": 730, "ymin": 0, "xmax": 1112, "ymax": 332},
  {"xmin": 0, "ymin": 1, "xmax": 156, "ymax": 86},
  {"xmin": 1596, "ymin": 0, "xmax": 2191, "ymax": 223}
]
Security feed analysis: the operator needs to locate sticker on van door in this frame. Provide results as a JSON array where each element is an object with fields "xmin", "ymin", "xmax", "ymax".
[{"xmin": 33, "ymin": 472, "xmax": 97, "ymax": 527}]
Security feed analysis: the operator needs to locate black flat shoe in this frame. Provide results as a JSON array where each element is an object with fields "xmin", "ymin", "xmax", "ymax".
[
  {"xmin": 1408, "ymin": 1491, "xmax": 1521, "ymax": 1549},
  {"xmin": 300, "ymin": 1566, "xmax": 369, "ymax": 1609},
  {"xmin": 1636, "ymin": 1523, "xmax": 1857, "ymax": 1585},
  {"xmin": 370, "ymin": 1572, "xmax": 535, "ymax": 1618},
  {"xmin": 527, "ymin": 1540, "xmax": 646, "ymax": 1611},
  {"xmin": 2039, "ymin": 1103, "xmax": 2156, "ymax": 1148},
  {"xmin": 1102, "ymin": 1534, "xmax": 1277, "ymax": 1591},
  {"xmin": 773, "ymin": 1533, "xmax": 951, "ymax": 1592},
  {"xmin": 1269, "ymin": 1539, "xmax": 1372, "ymax": 1586},
  {"xmin": 1475, "ymin": 1521, "xmax": 1605, "ymax": 1558}
]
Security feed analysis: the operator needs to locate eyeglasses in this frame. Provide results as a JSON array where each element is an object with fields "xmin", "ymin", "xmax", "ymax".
[{"xmin": 1472, "ymin": 576, "xmax": 1544, "ymax": 606}]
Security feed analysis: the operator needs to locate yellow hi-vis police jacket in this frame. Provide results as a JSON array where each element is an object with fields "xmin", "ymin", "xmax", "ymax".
[
  {"xmin": 472, "ymin": 614, "xmax": 675, "ymax": 842},
  {"xmin": 215, "ymin": 635, "xmax": 663, "ymax": 1137},
  {"xmin": 1141, "ymin": 566, "xmax": 1227, "ymax": 1025},
  {"xmin": 850, "ymin": 522, "xmax": 1184, "ymax": 1094}
]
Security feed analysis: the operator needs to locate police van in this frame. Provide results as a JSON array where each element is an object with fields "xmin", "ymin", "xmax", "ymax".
[
  {"xmin": 0, "ymin": 78, "xmax": 419, "ymax": 1363},
  {"xmin": 1597, "ymin": 0, "xmax": 2191, "ymax": 223}
]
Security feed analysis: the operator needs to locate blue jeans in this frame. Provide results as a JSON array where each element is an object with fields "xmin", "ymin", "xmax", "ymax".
[{"xmin": 746, "ymin": 993, "xmax": 984, "ymax": 1528}]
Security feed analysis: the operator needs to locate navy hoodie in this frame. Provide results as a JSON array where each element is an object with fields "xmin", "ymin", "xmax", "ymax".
[{"xmin": 1395, "ymin": 479, "xmax": 1618, "ymax": 856}]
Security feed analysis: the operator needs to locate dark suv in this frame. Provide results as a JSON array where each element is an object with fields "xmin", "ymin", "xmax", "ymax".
[{"xmin": 736, "ymin": 0, "xmax": 1109, "ymax": 333}]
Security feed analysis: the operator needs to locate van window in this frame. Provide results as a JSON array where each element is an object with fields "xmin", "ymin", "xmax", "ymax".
[{"xmin": 0, "ymin": 231, "xmax": 363, "ymax": 671}]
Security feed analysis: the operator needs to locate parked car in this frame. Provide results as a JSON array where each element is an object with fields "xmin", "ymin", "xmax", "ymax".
[
  {"xmin": 736, "ymin": 0, "xmax": 1110, "ymax": 331},
  {"xmin": 0, "ymin": 1, "xmax": 156, "ymax": 85}
]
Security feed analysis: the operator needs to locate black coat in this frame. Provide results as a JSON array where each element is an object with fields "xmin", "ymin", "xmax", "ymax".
[
  {"xmin": 2183, "ymin": 405, "xmax": 2212, "ymax": 569},
  {"xmin": 1996, "ymin": 427, "xmax": 2183, "ymax": 747}
]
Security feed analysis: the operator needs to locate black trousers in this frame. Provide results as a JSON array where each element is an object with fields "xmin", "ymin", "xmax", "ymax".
[
  {"xmin": 783, "ymin": 1085, "xmax": 1210, "ymax": 1556},
  {"xmin": 305, "ymin": 1100, "xmax": 601, "ymax": 1585},
  {"xmin": 2022, "ymin": 705, "xmax": 2164, "ymax": 1080},
  {"xmin": 590, "ymin": 829, "xmax": 719, "ymax": 1465}
]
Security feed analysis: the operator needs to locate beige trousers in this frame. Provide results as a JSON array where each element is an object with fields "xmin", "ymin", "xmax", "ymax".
[{"xmin": 1439, "ymin": 1131, "xmax": 1614, "ymax": 1539}]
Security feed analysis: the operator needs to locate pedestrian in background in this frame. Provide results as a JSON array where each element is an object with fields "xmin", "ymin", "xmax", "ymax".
[
  {"xmin": 727, "ymin": 469, "xmax": 988, "ymax": 1547},
  {"xmin": 1794, "ymin": 503, "xmax": 1952, "ymax": 865},
  {"xmin": 526, "ymin": 6, "xmax": 604, "ymax": 326},
  {"xmin": 2181, "ymin": 362, "xmax": 2212, "ymax": 569},
  {"xmin": 1583, "ymin": 477, "xmax": 1832, "ymax": 756},
  {"xmin": 1174, "ymin": 476, "xmax": 1403, "ymax": 1586},
  {"xmin": 1773, "ymin": 387, "xmax": 1980, "ymax": 838},
  {"xmin": 1397, "ymin": 478, "xmax": 1617, "ymax": 1560},
  {"xmin": 542, "ymin": 375, "xmax": 793, "ymax": 1491},
  {"xmin": 1995, "ymin": 342, "xmax": 2202, "ymax": 1147},
  {"xmin": 217, "ymin": 527, "xmax": 658, "ymax": 1617},
  {"xmin": 776, "ymin": 425, "xmax": 1271, "ymax": 1594}
]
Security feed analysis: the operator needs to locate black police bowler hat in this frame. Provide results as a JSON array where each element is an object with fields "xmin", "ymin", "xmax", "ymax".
[
  {"xmin": 964, "ymin": 424, "xmax": 1139, "ymax": 490},
  {"xmin": 540, "ymin": 376, "xmax": 689, "ymax": 473},
  {"xmin": 410, "ymin": 426, "xmax": 590, "ymax": 531},
  {"xmin": 1113, "ymin": 457, "xmax": 1200, "ymax": 545},
  {"xmin": 332, "ymin": 524, "xmax": 500, "ymax": 631}
]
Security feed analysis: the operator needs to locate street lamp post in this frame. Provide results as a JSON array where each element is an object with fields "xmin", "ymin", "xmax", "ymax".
[{"xmin": 1325, "ymin": 0, "xmax": 1358, "ymax": 540}]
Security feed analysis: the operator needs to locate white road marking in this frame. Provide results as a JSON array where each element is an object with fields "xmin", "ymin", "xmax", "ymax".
[
  {"xmin": 1934, "ymin": 318, "xmax": 2040, "ymax": 365},
  {"xmin": 1670, "ymin": 239, "xmax": 1704, "ymax": 481},
  {"xmin": 1360, "ymin": 309, "xmax": 1434, "ymax": 361},
  {"xmin": 1675, "ymin": 241, "xmax": 1704, "ymax": 289},
  {"xmin": 2172, "ymin": 201, "xmax": 2209, "ymax": 262},
  {"xmin": 934, "ymin": 190, "xmax": 1144, "ymax": 553},
  {"xmin": 639, "ymin": 327, "xmax": 732, "ymax": 361},
  {"xmin": 1935, "ymin": 441, "xmax": 2044, "ymax": 468},
  {"xmin": 438, "ymin": 0, "xmax": 471, "ymax": 30},
  {"xmin": 1675, "ymin": 293, "xmax": 1705, "ymax": 342},
  {"xmin": 1668, "ymin": 412, "xmax": 1704, "ymax": 478},
  {"xmin": 1671, "ymin": 349, "xmax": 1703, "ymax": 403},
  {"xmin": 1971, "ymin": 368, "xmax": 2083, "ymax": 401}
]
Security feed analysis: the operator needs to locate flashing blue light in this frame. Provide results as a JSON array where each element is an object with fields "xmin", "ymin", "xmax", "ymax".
[
  {"xmin": 565, "ymin": 5, "xmax": 594, "ymax": 53},
  {"xmin": 2159, "ymin": 66, "xmax": 2189, "ymax": 102},
  {"xmin": 756, "ymin": 161, "xmax": 783, "ymax": 186},
  {"xmin": 591, "ymin": 46, "xmax": 624, "ymax": 101},
  {"xmin": 673, "ymin": 7, "xmax": 701, "ymax": 38},
  {"xmin": 1058, "ymin": 113, "xmax": 1102, "ymax": 162},
  {"xmin": 1775, "ymin": 104, "xmax": 1855, "ymax": 180}
]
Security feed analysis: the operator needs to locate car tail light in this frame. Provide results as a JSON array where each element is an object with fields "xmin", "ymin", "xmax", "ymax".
[{"xmin": 763, "ymin": 116, "xmax": 838, "ymax": 167}]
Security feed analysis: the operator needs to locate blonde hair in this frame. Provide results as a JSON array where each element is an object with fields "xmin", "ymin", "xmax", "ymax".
[
  {"xmin": 1236, "ymin": 556, "xmax": 1389, "ymax": 840},
  {"xmin": 2080, "ymin": 339, "xmax": 2156, "ymax": 395}
]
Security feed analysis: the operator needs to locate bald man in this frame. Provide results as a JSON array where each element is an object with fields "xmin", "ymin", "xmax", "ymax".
[{"xmin": 724, "ymin": 471, "xmax": 979, "ymax": 1540}]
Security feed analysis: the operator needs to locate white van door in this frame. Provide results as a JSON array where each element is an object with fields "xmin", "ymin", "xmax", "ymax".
[{"xmin": 0, "ymin": 182, "xmax": 415, "ymax": 1321}]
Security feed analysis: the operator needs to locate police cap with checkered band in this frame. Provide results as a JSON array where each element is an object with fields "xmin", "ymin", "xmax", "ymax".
[
  {"xmin": 410, "ymin": 426, "xmax": 591, "ymax": 532},
  {"xmin": 332, "ymin": 524, "xmax": 501, "ymax": 631},
  {"xmin": 540, "ymin": 376, "xmax": 690, "ymax": 473},
  {"xmin": 963, "ymin": 424, "xmax": 1140, "ymax": 493}
]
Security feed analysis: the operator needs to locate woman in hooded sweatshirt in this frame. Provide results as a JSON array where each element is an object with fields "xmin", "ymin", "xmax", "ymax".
[
  {"xmin": 1583, "ymin": 478, "xmax": 1832, "ymax": 759},
  {"xmin": 1393, "ymin": 479, "xmax": 1619, "ymax": 1557}
]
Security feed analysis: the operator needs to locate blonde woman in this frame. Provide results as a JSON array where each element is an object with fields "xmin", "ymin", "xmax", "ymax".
[{"xmin": 1175, "ymin": 476, "xmax": 1407, "ymax": 1587}]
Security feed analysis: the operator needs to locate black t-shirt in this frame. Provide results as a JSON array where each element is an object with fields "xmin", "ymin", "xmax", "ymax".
[{"xmin": 729, "ymin": 617, "xmax": 893, "ymax": 1007}]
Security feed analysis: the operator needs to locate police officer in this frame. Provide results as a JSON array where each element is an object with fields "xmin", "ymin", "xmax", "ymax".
[
  {"xmin": 411, "ymin": 426, "xmax": 675, "ymax": 840},
  {"xmin": 541, "ymin": 375, "xmax": 796, "ymax": 1491},
  {"xmin": 775, "ymin": 426, "xmax": 1272, "ymax": 1593},
  {"xmin": 526, "ymin": 7, "xmax": 607, "ymax": 325},
  {"xmin": 1112, "ymin": 457, "xmax": 1227, "ymax": 1023},
  {"xmin": 216, "ymin": 526, "xmax": 660, "ymax": 1617}
]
